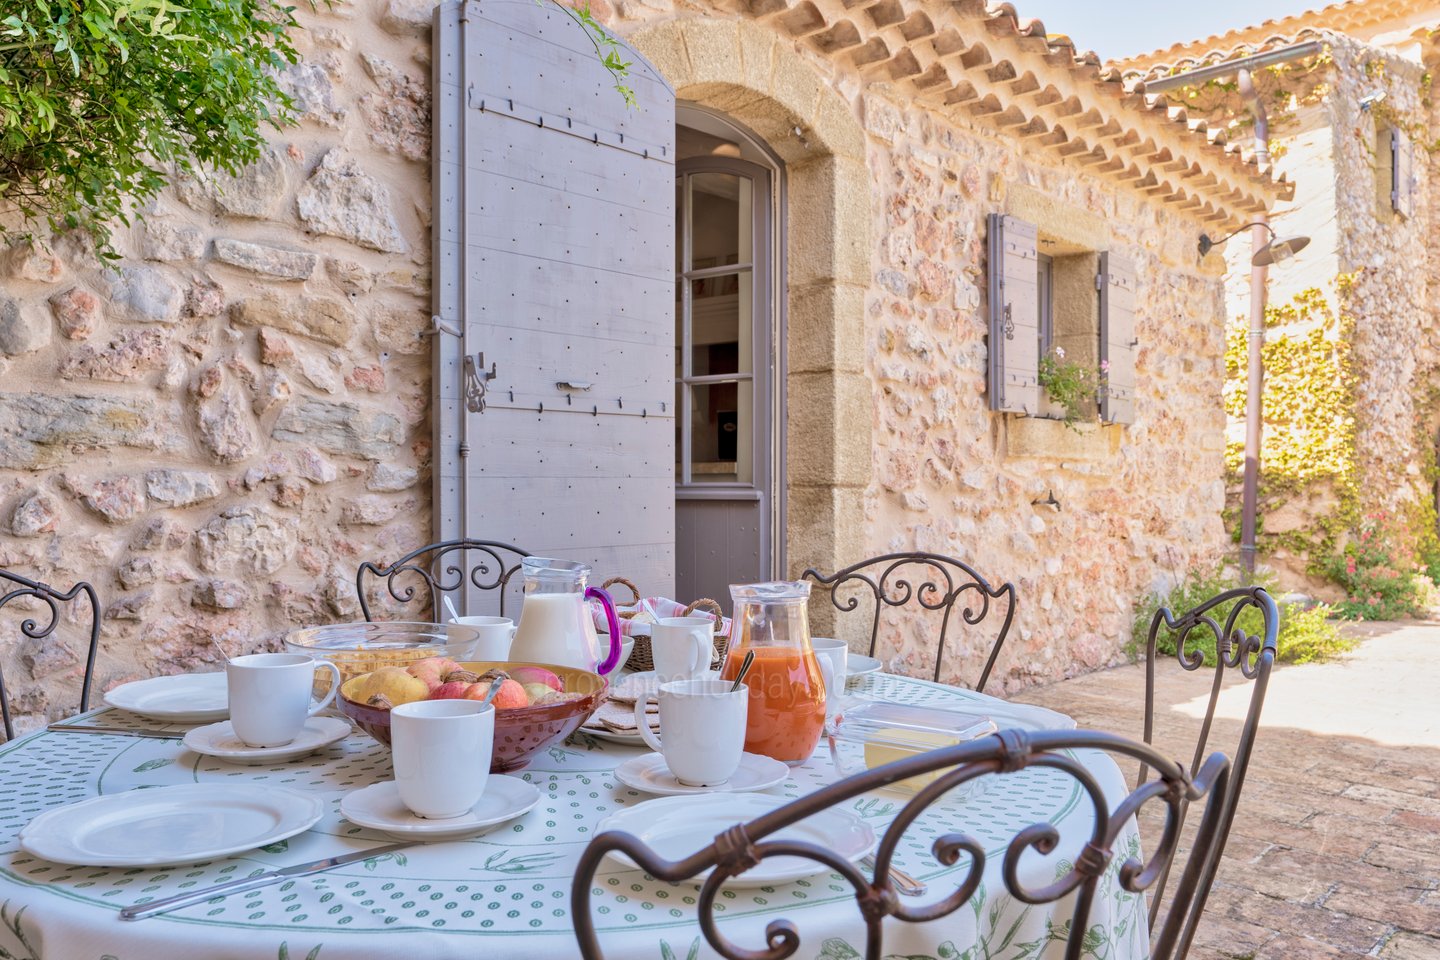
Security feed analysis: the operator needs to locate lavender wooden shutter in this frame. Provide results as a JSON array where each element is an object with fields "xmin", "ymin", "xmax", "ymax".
[
  {"xmin": 986, "ymin": 214, "xmax": 1040, "ymax": 415},
  {"xmin": 1099, "ymin": 251, "xmax": 1137, "ymax": 425},
  {"xmin": 433, "ymin": 0, "xmax": 676, "ymax": 610},
  {"xmin": 1392, "ymin": 127, "xmax": 1415, "ymax": 218}
]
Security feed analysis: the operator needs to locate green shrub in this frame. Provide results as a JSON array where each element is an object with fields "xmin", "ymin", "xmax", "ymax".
[
  {"xmin": 1322, "ymin": 511, "xmax": 1430, "ymax": 620},
  {"xmin": 1130, "ymin": 564, "xmax": 1356, "ymax": 667},
  {"xmin": 0, "ymin": 0, "xmax": 303, "ymax": 254}
]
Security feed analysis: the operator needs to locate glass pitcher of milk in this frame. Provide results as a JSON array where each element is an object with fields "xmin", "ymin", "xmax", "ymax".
[{"xmin": 511, "ymin": 558, "xmax": 622, "ymax": 674}]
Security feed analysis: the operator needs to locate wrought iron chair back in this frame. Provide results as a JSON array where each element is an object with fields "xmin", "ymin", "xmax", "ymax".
[
  {"xmin": 0, "ymin": 569, "xmax": 102, "ymax": 742},
  {"xmin": 801, "ymin": 552, "xmax": 1016, "ymax": 689},
  {"xmin": 1140, "ymin": 585, "xmax": 1279, "ymax": 953},
  {"xmin": 574, "ymin": 728, "xmax": 1231, "ymax": 960},
  {"xmin": 355, "ymin": 539, "xmax": 531, "ymax": 622}
]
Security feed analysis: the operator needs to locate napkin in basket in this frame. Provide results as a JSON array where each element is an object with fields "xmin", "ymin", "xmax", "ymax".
[{"xmin": 588, "ymin": 596, "xmax": 732, "ymax": 639}]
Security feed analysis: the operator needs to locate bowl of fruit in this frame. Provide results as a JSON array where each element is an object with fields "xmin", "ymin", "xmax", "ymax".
[
  {"xmin": 285, "ymin": 622, "xmax": 482, "ymax": 700},
  {"xmin": 337, "ymin": 658, "xmax": 606, "ymax": 771}
]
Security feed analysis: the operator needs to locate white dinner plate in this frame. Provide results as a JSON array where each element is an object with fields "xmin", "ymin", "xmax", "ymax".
[
  {"xmin": 846, "ymin": 655, "xmax": 883, "ymax": 679},
  {"xmin": 614, "ymin": 751, "xmax": 789, "ymax": 796},
  {"xmin": 183, "ymin": 716, "xmax": 351, "ymax": 764},
  {"xmin": 103, "ymin": 672, "xmax": 229, "ymax": 723},
  {"xmin": 340, "ymin": 777, "xmax": 541, "ymax": 841},
  {"xmin": 19, "ymin": 784, "xmax": 324, "ymax": 867},
  {"xmin": 598, "ymin": 793, "xmax": 875, "ymax": 887}
]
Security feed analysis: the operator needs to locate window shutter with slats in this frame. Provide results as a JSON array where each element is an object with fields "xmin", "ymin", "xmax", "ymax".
[
  {"xmin": 433, "ymin": 0, "xmax": 677, "ymax": 610},
  {"xmin": 986, "ymin": 214, "xmax": 1040, "ymax": 415},
  {"xmin": 1099, "ymin": 251, "xmax": 1137, "ymax": 425},
  {"xmin": 1392, "ymin": 127, "xmax": 1415, "ymax": 218}
]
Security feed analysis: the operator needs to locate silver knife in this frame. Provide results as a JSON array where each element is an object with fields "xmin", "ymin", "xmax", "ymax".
[
  {"xmin": 119, "ymin": 841, "xmax": 416, "ymax": 921},
  {"xmin": 47, "ymin": 723, "xmax": 184, "ymax": 739}
]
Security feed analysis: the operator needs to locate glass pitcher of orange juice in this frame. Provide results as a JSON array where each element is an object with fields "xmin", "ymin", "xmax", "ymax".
[{"xmin": 721, "ymin": 581, "xmax": 826, "ymax": 764}]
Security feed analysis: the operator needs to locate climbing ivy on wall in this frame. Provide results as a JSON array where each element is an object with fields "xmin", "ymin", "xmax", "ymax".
[{"xmin": 1222, "ymin": 280, "xmax": 1361, "ymax": 573}]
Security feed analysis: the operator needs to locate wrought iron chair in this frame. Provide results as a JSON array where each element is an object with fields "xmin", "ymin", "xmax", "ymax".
[
  {"xmin": 1137, "ymin": 585, "xmax": 1278, "ymax": 955},
  {"xmin": 801, "ymin": 552, "xmax": 1016, "ymax": 689},
  {"xmin": 355, "ymin": 539, "xmax": 531, "ymax": 621},
  {"xmin": 0, "ymin": 569, "xmax": 102, "ymax": 742},
  {"xmin": 574, "ymin": 728, "xmax": 1232, "ymax": 960}
]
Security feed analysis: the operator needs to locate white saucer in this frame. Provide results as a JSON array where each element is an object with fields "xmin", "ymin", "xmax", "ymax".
[
  {"xmin": 846, "ymin": 655, "xmax": 883, "ymax": 679},
  {"xmin": 183, "ymin": 716, "xmax": 350, "ymax": 764},
  {"xmin": 599, "ymin": 793, "xmax": 875, "ymax": 888},
  {"xmin": 340, "ymin": 777, "xmax": 541, "ymax": 840},
  {"xmin": 614, "ymin": 751, "xmax": 789, "ymax": 796},
  {"xmin": 19, "ymin": 784, "xmax": 324, "ymax": 867},
  {"xmin": 104, "ymin": 672, "xmax": 228, "ymax": 722}
]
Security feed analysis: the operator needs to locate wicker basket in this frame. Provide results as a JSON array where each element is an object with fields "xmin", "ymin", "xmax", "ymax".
[{"xmin": 601, "ymin": 578, "xmax": 727, "ymax": 672}]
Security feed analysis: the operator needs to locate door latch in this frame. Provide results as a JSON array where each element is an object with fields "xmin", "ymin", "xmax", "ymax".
[{"xmin": 463, "ymin": 353, "xmax": 497, "ymax": 413}]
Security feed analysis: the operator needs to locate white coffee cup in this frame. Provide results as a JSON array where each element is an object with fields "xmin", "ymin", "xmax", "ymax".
[
  {"xmin": 226, "ymin": 653, "xmax": 342, "ymax": 748},
  {"xmin": 391, "ymin": 699, "xmax": 495, "ymax": 819},
  {"xmin": 447, "ymin": 616, "xmax": 516, "ymax": 660},
  {"xmin": 810, "ymin": 638, "xmax": 849, "ymax": 715},
  {"xmin": 650, "ymin": 616, "xmax": 712, "ymax": 681},
  {"xmin": 635, "ymin": 678, "xmax": 747, "ymax": 786}
]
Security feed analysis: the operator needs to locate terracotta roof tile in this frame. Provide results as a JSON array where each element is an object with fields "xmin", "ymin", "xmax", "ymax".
[
  {"xmin": 1119, "ymin": 0, "xmax": 1440, "ymax": 77},
  {"xmin": 730, "ymin": 0, "xmax": 1294, "ymax": 216}
]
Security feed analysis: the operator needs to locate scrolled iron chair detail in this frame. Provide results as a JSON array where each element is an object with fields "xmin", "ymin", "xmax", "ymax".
[
  {"xmin": 0, "ymin": 569, "xmax": 102, "ymax": 742},
  {"xmin": 1140, "ymin": 585, "xmax": 1279, "ymax": 949},
  {"xmin": 573, "ymin": 729, "xmax": 1232, "ymax": 960},
  {"xmin": 801, "ymin": 552, "xmax": 1016, "ymax": 689},
  {"xmin": 355, "ymin": 539, "xmax": 531, "ymax": 621}
]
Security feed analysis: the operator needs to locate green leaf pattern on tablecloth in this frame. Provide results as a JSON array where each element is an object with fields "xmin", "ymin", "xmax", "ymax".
[
  {"xmin": 475, "ymin": 851, "xmax": 564, "ymax": 875},
  {"xmin": 0, "ymin": 901, "xmax": 37, "ymax": 960},
  {"xmin": 131, "ymin": 759, "xmax": 173, "ymax": 773},
  {"xmin": 0, "ymin": 673, "xmax": 1151, "ymax": 958}
]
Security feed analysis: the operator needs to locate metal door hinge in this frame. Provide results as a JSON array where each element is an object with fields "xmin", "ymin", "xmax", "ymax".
[{"xmin": 463, "ymin": 353, "xmax": 497, "ymax": 413}]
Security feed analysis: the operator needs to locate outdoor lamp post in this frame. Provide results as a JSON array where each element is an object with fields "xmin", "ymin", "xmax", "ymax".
[{"xmin": 1198, "ymin": 216, "xmax": 1311, "ymax": 582}]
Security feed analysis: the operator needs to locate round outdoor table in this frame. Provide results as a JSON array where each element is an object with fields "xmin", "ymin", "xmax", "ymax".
[{"xmin": 0, "ymin": 672, "xmax": 1149, "ymax": 960}]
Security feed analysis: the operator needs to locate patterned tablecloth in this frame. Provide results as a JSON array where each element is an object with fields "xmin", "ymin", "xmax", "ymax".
[{"xmin": 0, "ymin": 672, "xmax": 1149, "ymax": 960}]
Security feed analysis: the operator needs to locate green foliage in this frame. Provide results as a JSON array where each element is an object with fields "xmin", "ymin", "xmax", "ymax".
[
  {"xmin": 1129, "ymin": 564, "xmax": 1356, "ymax": 667},
  {"xmin": 1322, "ymin": 511, "xmax": 1434, "ymax": 620},
  {"xmin": 555, "ymin": 2, "xmax": 633, "ymax": 107},
  {"xmin": 0, "ymin": 0, "xmax": 302, "ymax": 255},
  {"xmin": 1222, "ymin": 285, "xmax": 1358, "ymax": 499},
  {"xmin": 1037, "ymin": 346, "xmax": 1107, "ymax": 429}
]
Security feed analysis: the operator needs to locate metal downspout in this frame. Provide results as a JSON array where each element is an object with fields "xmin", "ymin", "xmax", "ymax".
[{"xmin": 1238, "ymin": 68, "xmax": 1268, "ymax": 583}]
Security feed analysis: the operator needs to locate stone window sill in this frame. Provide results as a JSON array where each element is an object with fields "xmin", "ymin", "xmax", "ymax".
[{"xmin": 1005, "ymin": 416, "xmax": 1122, "ymax": 465}]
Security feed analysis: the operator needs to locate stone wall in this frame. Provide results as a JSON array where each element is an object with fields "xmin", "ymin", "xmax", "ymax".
[
  {"xmin": 860, "ymin": 100, "xmax": 1230, "ymax": 691},
  {"xmin": 0, "ymin": 0, "xmax": 1251, "ymax": 726},
  {"xmin": 1330, "ymin": 40, "xmax": 1435, "ymax": 543},
  {"xmin": 0, "ymin": 1, "xmax": 434, "ymax": 729},
  {"xmin": 617, "ymin": 7, "xmax": 1235, "ymax": 691},
  {"xmin": 1225, "ymin": 36, "xmax": 1435, "ymax": 592}
]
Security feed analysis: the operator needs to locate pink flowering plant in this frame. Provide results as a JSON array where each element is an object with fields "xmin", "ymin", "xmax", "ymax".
[
  {"xmin": 1037, "ymin": 347, "xmax": 1108, "ymax": 427},
  {"xmin": 1324, "ymin": 511, "xmax": 1432, "ymax": 620}
]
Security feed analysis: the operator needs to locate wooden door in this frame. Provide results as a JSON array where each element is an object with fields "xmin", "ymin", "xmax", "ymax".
[
  {"xmin": 674, "ymin": 157, "xmax": 774, "ymax": 605},
  {"xmin": 433, "ymin": 0, "xmax": 677, "ymax": 612}
]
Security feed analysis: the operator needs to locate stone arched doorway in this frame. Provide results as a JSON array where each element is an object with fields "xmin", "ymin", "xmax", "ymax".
[{"xmin": 629, "ymin": 19, "xmax": 872, "ymax": 613}]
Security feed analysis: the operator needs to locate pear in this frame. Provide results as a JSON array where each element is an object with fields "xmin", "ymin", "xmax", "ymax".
[{"xmin": 354, "ymin": 666, "xmax": 429, "ymax": 709}]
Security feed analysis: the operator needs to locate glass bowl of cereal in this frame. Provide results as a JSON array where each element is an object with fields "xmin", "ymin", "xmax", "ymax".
[{"xmin": 284, "ymin": 621, "xmax": 482, "ymax": 700}]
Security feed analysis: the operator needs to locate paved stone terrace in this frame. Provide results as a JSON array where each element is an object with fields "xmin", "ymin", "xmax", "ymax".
[{"xmin": 1014, "ymin": 621, "xmax": 1440, "ymax": 959}]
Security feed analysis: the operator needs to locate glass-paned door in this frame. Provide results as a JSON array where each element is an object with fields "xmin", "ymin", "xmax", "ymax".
[{"xmin": 675, "ymin": 156, "xmax": 773, "ymax": 604}]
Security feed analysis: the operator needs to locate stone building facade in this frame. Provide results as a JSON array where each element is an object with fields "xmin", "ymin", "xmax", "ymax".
[
  {"xmin": 1123, "ymin": 1, "xmax": 1440, "ymax": 599},
  {"xmin": 0, "ymin": 0, "xmax": 1286, "ymax": 729}
]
